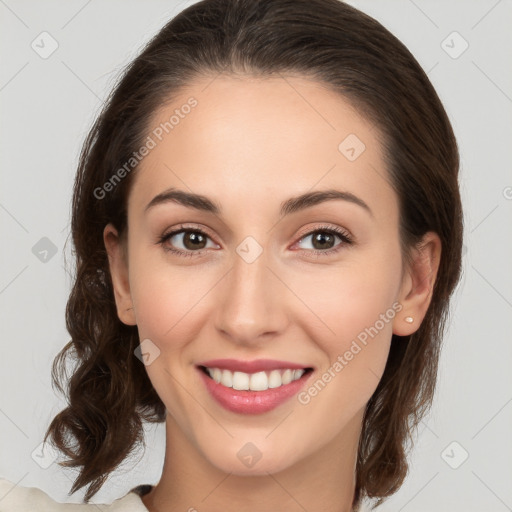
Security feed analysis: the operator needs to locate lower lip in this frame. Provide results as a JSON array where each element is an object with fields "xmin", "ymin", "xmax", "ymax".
[{"xmin": 197, "ymin": 367, "xmax": 312, "ymax": 415}]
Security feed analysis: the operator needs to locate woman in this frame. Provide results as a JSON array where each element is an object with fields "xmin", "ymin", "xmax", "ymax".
[{"xmin": 0, "ymin": 0, "xmax": 463, "ymax": 510}]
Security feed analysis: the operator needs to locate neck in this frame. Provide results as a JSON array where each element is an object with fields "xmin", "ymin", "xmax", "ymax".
[{"xmin": 142, "ymin": 410, "xmax": 363, "ymax": 512}]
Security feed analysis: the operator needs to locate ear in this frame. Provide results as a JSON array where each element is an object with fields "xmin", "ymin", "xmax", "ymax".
[
  {"xmin": 393, "ymin": 231, "xmax": 441, "ymax": 336},
  {"xmin": 103, "ymin": 223, "xmax": 137, "ymax": 326}
]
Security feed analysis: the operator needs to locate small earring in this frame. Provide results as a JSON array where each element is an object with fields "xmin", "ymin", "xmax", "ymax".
[{"xmin": 404, "ymin": 316, "xmax": 414, "ymax": 324}]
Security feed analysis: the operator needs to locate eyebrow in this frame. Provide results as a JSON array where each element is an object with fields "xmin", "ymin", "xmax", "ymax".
[{"xmin": 144, "ymin": 187, "xmax": 373, "ymax": 218}]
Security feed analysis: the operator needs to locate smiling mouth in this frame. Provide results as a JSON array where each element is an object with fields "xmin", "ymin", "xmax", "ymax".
[{"xmin": 198, "ymin": 365, "xmax": 314, "ymax": 392}]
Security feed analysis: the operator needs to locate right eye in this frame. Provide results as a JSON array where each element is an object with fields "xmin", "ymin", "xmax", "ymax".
[{"xmin": 157, "ymin": 225, "xmax": 219, "ymax": 257}]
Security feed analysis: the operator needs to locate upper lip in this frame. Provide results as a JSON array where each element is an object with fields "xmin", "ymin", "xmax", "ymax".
[{"xmin": 197, "ymin": 358, "xmax": 313, "ymax": 373}]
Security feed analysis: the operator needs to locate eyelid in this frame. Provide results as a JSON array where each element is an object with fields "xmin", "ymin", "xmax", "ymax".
[
  {"xmin": 294, "ymin": 223, "xmax": 353, "ymax": 242},
  {"xmin": 160, "ymin": 223, "xmax": 218, "ymax": 243}
]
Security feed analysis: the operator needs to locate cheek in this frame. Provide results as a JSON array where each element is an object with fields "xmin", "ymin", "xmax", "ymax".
[
  {"xmin": 127, "ymin": 240, "xmax": 216, "ymax": 344},
  {"xmin": 292, "ymin": 265, "xmax": 400, "ymax": 433},
  {"xmin": 299, "ymin": 252, "xmax": 401, "ymax": 334},
  {"xmin": 131, "ymin": 273, "xmax": 208, "ymax": 350},
  {"xmin": 127, "ymin": 260, "xmax": 208, "ymax": 414},
  {"xmin": 292, "ymin": 248, "xmax": 402, "ymax": 390}
]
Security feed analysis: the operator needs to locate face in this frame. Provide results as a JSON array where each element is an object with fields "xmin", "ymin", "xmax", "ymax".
[{"xmin": 104, "ymin": 74, "xmax": 436, "ymax": 476}]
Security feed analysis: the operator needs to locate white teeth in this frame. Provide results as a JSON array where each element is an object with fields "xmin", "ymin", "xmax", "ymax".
[
  {"xmin": 232, "ymin": 371, "xmax": 250, "ymax": 390},
  {"xmin": 204, "ymin": 367, "xmax": 307, "ymax": 391},
  {"xmin": 220, "ymin": 369, "xmax": 233, "ymax": 387},
  {"xmin": 281, "ymin": 369, "xmax": 293, "ymax": 385},
  {"xmin": 249, "ymin": 371, "xmax": 268, "ymax": 391},
  {"xmin": 293, "ymin": 369, "xmax": 305, "ymax": 380},
  {"xmin": 268, "ymin": 370, "xmax": 282, "ymax": 389}
]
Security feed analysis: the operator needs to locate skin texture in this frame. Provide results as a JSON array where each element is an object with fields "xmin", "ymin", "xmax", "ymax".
[{"xmin": 103, "ymin": 75, "xmax": 441, "ymax": 512}]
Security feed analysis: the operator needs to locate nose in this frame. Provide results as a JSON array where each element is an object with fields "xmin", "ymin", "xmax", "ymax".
[{"xmin": 213, "ymin": 242, "xmax": 289, "ymax": 346}]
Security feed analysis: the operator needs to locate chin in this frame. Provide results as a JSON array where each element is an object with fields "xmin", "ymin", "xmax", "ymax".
[{"xmin": 194, "ymin": 432, "xmax": 302, "ymax": 476}]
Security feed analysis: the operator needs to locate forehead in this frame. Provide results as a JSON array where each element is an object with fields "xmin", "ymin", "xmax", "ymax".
[{"xmin": 129, "ymin": 74, "xmax": 396, "ymax": 223}]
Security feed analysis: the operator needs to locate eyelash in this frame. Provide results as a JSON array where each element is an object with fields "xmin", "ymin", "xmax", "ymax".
[{"xmin": 157, "ymin": 224, "xmax": 354, "ymax": 259}]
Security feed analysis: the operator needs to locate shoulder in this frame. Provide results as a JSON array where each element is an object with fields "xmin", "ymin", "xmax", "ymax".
[{"xmin": 0, "ymin": 477, "xmax": 150, "ymax": 511}]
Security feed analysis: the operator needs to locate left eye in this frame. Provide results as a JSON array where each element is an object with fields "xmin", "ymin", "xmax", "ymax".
[{"xmin": 297, "ymin": 230, "xmax": 343, "ymax": 251}]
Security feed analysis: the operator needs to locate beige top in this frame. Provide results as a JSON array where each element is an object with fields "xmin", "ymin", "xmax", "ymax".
[
  {"xmin": 0, "ymin": 477, "xmax": 373, "ymax": 511},
  {"xmin": 0, "ymin": 478, "xmax": 151, "ymax": 511}
]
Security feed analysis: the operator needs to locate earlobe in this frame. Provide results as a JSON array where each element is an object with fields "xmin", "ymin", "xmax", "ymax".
[
  {"xmin": 103, "ymin": 223, "xmax": 137, "ymax": 326},
  {"xmin": 393, "ymin": 232, "xmax": 441, "ymax": 336}
]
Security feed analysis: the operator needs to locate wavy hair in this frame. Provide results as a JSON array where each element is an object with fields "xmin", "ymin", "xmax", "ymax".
[{"xmin": 44, "ymin": 0, "xmax": 463, "ymax": 508}]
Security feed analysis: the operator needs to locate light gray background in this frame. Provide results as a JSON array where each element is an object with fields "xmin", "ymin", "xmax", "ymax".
[{"xmin": 1, "ymin": 1, "xmax": 511, "ymax": 510}]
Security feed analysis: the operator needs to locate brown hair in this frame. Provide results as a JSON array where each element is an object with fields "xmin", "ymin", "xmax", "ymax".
[{"xmin": 44, "ymin": 0, "xmax": 463, "ymax": 508}]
